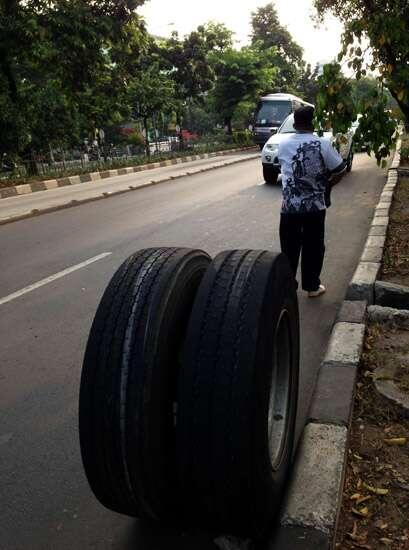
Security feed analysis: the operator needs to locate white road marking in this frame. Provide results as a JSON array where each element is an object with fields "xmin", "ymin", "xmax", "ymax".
[{"xmin": 0, "ymin": 252, "xmax": 112, "ymax": 306}]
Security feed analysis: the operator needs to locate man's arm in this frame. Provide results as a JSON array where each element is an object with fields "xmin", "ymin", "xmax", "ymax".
[{"xmin": 328, "ymin": 160, "xmax": 347, "ymax": 185}]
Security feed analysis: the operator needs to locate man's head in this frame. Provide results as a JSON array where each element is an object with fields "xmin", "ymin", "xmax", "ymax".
[{"xmin": 294, "ymin": 105, "xmax": 315, "ymax": 132}]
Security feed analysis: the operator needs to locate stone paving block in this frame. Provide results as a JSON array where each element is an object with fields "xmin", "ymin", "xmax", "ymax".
[
  {"xmin": 43, "ymin": 179, "xmax": 58, "ymax": 190},
  {"xmin": 89, "ymin": 172, "xmax": 101, "ymax": 181},
  {"xmin": 322, "ymin": 322, "xmax": 365, "ymax": 368},
  {"xmin": 0, "ymin": 186, "xmax": 18, "ymax": 198},
  {"xmin": 368, "ymin": 305, "xmax": 409, "ymax": 328},
  {"xmin": 376, "ymin": 202, "xmax": 392, "ymax": 210},
  {"xmin": 281, "ymin": 423, "xmax": 347, "ymax": 534},
  {"xmin": 361, "ymin": 247, "xmax": 383, "ymax": 263},
  {"xmin": 69, "ymin": 175, "xmax": 81, "ymax": 185},
  {"xmin": 371, "ymin": 216, "xmax": 389, "ymax": 227},
  {"xmin": 270, "ymin": 525, "xmax": 330, "ymax": 550},
  {"xmin": 309, "ymin": 364, "xmax": 357, "ymax": 426},
  {"xmin": 369, "ymin": 225, "xmax": 387, "ymax": 237},
  {"xmin": 366, "ymin": 235, "xmax": 386, "ymax": 248},
  {"xmin": 374, "ymin": 208, "xmax": 389, "ymax": 217},
  {"xmin": 336, "ymin": 300, "xmax": 367, "ymax": 324},
  {"xmin": 16, "ymin": 184, "xmax": 32, "ymax": 195},
  {"xmin": 375, "ymin": 281, "xmax": 409, "ymax": 310},
  {"xmin": 31, "ymin": 180, "xmax": 47, "ymax": 191},
  {"xmin": 346, "ymin": 262, "xmax": 380, "ymax": 303}
]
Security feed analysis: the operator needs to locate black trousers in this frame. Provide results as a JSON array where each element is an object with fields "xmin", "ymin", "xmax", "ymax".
[{"xmin": 279, "ymin": 210, "xmax": 326, "ymax": 292}]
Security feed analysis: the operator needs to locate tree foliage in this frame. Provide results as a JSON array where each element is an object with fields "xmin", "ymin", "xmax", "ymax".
[
  {"xmin": 314, "ymin": 62, "xmax": 396, "ymax": 165},
  {"xmin": 0, "ymin": 0, "xmax": 147, "ymax": 157},
  {"xmin": 250, "ymin": 2, "xmax": 304, "ymax": 91},
  {"xmin": 313, "ymin": 0, "xmax": 409, "ymax": 123},
  {"xmin": 210, "ymin": 47, "xmax": 277, "ymax": 133}
]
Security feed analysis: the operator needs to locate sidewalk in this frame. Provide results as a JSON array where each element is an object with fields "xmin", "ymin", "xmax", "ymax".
[{"xmin": 0, "ymin": 150, "xmax": 259, "ymax": 225}]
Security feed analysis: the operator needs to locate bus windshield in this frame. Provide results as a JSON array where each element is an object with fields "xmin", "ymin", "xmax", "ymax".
[{"xmin": 255, "ymin": 100, "xmax": 292, "ymax": 127}]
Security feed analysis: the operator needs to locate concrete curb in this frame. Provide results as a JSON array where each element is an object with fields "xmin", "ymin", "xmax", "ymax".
[
  {"xmin": 346, "ymin": 141, "xmax": 401, "ymax": 304},
  {"xmin": 271, "ymin": 143, "xmax": 403, "ymax": 549},
  {"xmin": 0, "ymin": 151, "xmax": 260, "ymax": 226},
  {"xmin": 0, "ymin": 146, "xmax": 257, "ymax": 200}
]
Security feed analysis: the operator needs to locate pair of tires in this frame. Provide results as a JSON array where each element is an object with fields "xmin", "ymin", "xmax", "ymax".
[{"xmin": 79, "ymin": 247, "xmax": 299, "ymax": 539}]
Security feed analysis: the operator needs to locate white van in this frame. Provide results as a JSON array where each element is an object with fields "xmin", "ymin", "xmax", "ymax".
[{"xmin": 252, "ymin": 93, "xmax": 314, "ymax": 149}]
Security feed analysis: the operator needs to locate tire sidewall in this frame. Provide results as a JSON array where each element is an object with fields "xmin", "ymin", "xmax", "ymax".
[{"xmin": 252, "ymin": 255, "xmax": 299, "ymax": 535}]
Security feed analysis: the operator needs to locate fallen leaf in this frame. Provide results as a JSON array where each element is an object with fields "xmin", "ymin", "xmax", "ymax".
[
  {"xmin": 356, "ymin": 496, "xmax": 372, "ymax": 505},
  {"xmin": 380, "ymin": 538, "xmax": 393, "ymax": 545},
  {"xmin": 363, "ymin": 482, "xmax": 389, "ymax": 496},
  {"xmin": 351, "ymin": 493, "xmax": 362, "ymax": 501},
  {"xmin": 352, "ymin": 506, "xmax": 370, "ymax": 518},
  {"xmin": 348, "ymin": 521, "xmax": 359, "ymax": 541},
  {"xmin": 384, "ymin": 437, "xmax": 407, "ymax": 446}
]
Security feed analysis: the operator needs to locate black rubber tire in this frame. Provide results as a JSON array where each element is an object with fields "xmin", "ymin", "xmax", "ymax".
[
  {"xmin": 346, "ymin": 148, "xmax": 354, "ymax": 172},
  {"xmin": 176, "ymin": 250, "xmax": 300, "ymax": 539},
  {"xmin": 79, "ymin": 247, "xmax": 211, "ymax": 521},
  {"xmin": 263, "ymin": 165, "xmax": 279, "ymax": 185}
]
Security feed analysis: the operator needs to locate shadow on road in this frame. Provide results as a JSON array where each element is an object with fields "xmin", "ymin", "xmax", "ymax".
[{"xmin": 116, "ymin": 520, "xmax": 220, "ymax": 550}]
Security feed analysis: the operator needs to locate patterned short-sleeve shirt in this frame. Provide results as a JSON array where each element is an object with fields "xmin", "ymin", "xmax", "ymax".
[{"xmin": 278, "ymin": 133, "xmax": 344, "ymax": 214}]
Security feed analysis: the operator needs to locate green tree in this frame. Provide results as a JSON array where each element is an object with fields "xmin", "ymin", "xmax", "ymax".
[
  {"xmin": 250, "ymin": 2, "xmax": 304, "ymax": 92},
  {"xmin": 157, "ymin": 22, "xmax": 233, "ymax": 142},
  {"xmin": 313, "ymin": 0, "xmax": 409, "ymax": 124},
  {"xmin": 296, "ymin": 63, "xmax": 320, "ymax": 103},
  {"xmin": 0, "ymin": 0, "xmax": 147, "ymax": 164},
  {"xmin": 314, "ymin": 62, "xmax": 396, "ymax": 165},
  {"xmin": 211, "ymin": 47, "xmax": 277, "ymax": 134},
  {"xmin": 127, "ymin": 62, "xmax": 176, "ymax": 157}
]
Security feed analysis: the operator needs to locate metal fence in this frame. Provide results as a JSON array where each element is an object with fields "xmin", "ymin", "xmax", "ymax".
[{"xmin": 1, "ymin": 136, "xmax": 237, "ymax": 182}]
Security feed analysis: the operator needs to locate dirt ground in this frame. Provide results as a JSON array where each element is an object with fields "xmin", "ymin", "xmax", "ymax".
[
  {"xmin": 335, "ymin": 325, "xmax": 409, "ymax": 550},
  {"xmin": 336, "ymin": 163, "xmax": 409, "ymax": 549},
  {"xmin": 382, "ymin": 177, "xmax": 409, "ymax": 287}
]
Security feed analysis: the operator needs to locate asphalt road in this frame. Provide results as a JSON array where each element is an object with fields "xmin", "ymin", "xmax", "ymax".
[{"xmin": 0, "ymin": 153, "xmax": 386, "ymax": 549}]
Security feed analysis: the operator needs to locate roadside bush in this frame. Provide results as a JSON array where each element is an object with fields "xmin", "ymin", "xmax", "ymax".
[{"xmin": 232, "ymin": 130, "xmax": 253, "ymax": 146}]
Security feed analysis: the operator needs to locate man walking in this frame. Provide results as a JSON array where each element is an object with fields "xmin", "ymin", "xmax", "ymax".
[{"xmin": 278, "ymin": 105, "xmax": 346, "ymax": 297}]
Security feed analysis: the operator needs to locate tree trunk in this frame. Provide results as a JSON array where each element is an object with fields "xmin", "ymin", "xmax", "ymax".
[
  {"xmin": 176, "ymin": 112, "xmax": 184, "ymax": 151},
  {"xmin": 27, "ymin": 149, "xmax": 38, "ymax": 176},
  {"xmin": 224, "ymin": 117, "xmax": 233, "ymax": 135},
  {"xmin": 390, "ymin": 89, "xmax": 409, "ymax": 128},
  {"xmin": 143, "ymin": 117, "xmax": 150, "ymax": 158}
]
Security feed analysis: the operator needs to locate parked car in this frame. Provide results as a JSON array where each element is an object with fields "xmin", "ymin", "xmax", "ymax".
[{"xmin": 261, "ymin": 113, "xmax": 354, "ymax": 184}]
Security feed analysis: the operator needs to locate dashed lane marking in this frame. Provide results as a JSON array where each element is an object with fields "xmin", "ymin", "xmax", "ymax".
[{"xmin": 0, "ymin": 252, "xmax": 112, "ymax": 306}]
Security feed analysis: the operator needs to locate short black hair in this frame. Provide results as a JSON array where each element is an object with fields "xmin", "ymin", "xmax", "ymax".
[{"xmin": 294, "ymin": 105, "xmax": 315, "ymax": 130}]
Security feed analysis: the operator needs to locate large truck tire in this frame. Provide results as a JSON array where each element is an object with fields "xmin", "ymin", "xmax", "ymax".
[
  {"xmin": 176, "ymin": 249, "xmax": 299, "ymax": 538},
  {"xmin": 79, "ymin": 247, "xmax": 210, "ymax": 521}
]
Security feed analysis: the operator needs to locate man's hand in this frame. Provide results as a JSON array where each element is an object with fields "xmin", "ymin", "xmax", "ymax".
[{"xmin": 328, "ymin": 160, "xmax": 347, "ymax": 186}]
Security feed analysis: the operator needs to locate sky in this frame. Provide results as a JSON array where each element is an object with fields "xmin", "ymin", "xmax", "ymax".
[{"xmin": 138, "ymin": 0, "xmax": 344, "ymax": 68}]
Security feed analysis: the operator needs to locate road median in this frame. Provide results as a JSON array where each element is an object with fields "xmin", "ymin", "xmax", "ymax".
[{"xmin": 0, "ymin": 149, "xmax": 259, "ymax": 226}]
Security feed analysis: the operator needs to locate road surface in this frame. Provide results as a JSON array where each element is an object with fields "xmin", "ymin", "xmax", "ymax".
[{"xmin": 0, "ymin": 153, "xmax": 385, "ymax": 549}]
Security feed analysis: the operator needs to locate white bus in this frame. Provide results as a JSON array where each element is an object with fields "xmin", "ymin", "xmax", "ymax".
[{"xmin": 252, "ymin": 93, "xmax": 314, "ymax": 148}]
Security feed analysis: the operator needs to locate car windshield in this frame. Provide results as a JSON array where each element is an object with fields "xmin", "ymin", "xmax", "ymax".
[
  {"xmin": 279, "ymin": 115, "xmax": 296, "ymax": 134},
  {"xmin": 255, "ymin": 100, "xmax": 292, "ymax": 127}
]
